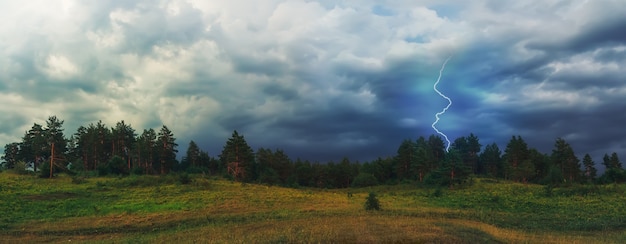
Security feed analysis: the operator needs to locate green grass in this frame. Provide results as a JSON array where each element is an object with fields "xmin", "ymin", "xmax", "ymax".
[{"xmin": 1, "ymin": 172, "xmax": 625, "ymax": 243}]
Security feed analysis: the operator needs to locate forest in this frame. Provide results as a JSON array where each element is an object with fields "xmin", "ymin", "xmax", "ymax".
[{"xmin": 2, "ymin": 115, "xmax": 625, "ymax": 188}]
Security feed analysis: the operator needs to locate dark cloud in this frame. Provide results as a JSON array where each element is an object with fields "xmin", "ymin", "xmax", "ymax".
[{"xmin": 0, "ymin": 0, "xmax": 625, "ymax": 166}]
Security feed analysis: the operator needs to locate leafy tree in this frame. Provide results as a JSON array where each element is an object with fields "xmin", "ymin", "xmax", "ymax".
[
  {"xmin": 369, "ymin": 157, "xmax": 394, "ymax": 184},
  {"xmin": 20, "ymin": 123, "xmax": 47, "ymax": 171},
  {"xmin": 582, "ymin": 154, "xmax": 597, "ymax": 182},
  {"xmin": 351, "ymin": 173, "xmax": 379, "ymax": 187},
  {"xmin": 334, "ymin": 157, "xmax": 355, "ymax": 188},
  {"xmin": 551, "ymin": 138, "xmax": 581, "ymax": 183},
  {"xmin": 480, "ymin": 143, "xmax": 502, "ymax": 178},
  {"xmin": 157, "ymin": 125, "xmax": 178, "ymax": 175},
  {"xmin": 1, "ymin": 142, "xmax": 20, "ymax": 169},
  {"xmin": 219, "ymin": 130, "xmax": 255, "ymax": 182},
  {"xmin": 294, "ymin": 159, "xmax": 313, "ymax": 187}
]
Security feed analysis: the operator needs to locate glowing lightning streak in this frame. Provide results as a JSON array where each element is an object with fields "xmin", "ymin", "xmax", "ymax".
[{"xmin": 431, "ymin": 56, "xmax": 452, "ymax": 152}]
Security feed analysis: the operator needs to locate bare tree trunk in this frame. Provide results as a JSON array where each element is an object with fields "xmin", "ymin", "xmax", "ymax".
[{"xmin": 50, "ymin": 143, "xmax": 55, "ymax": 178}]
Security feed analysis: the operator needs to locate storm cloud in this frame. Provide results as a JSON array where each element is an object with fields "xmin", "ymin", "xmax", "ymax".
[{"xmin": 0, "ymin": 0, "xmax": 624, "ymax": 165}]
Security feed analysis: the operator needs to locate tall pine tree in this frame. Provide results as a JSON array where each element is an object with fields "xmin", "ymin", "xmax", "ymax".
[{"xmin": 220, "ymin": 130, "xmax": 255, "ymax": 182}]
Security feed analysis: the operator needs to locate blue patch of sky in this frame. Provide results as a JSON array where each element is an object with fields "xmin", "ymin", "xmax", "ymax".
[
  {"xmin": 430, "ymin": 4, "xmax": 460, "ymax": 20},
  {"xmin": 371, "ymin": 5, "xmax": 394, "ymax": 16}
]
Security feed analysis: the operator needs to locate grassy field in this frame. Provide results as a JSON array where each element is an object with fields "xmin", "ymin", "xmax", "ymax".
[{"xmin": 1, "ymin": 172, "xmax": 625, "ymax": 243}]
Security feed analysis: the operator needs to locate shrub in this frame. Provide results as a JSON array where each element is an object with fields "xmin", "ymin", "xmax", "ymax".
[
  {"xmin": 39, "ymin": 161, "xmax": 53, "ymax": 178},
  {"xmin": 364, "ymin": 192, "xmax": 381, "ymax": 211},
  {"xmin": 178, "ymin": 173, "xmax": 192, "ymax": 185},
  {"xmin": 96, "ymin": 156, "xmax": 129, "ymax": 176},
  {"xmin": 429, "ymin": 188, "xmax": 443, "ymax": 198},
  {"xmin": 13, "ymin": 161, "xmax": 29, "ymax": 175},
  {"xmin": 131, "ymin": 167, "xmax": 145, "ymax": 175},
  {"xmin": 71, "ymin": 176, "xmax": 87, "ymax": 184},
  {"xmin": 185, "ymin": 166, "xmax": 207, "ymax": 174}
]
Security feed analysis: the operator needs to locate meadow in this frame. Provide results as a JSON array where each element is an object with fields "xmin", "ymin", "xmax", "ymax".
[{"xmin": 1, "ymin": 172, "xmax": 625, "ymax": 243}]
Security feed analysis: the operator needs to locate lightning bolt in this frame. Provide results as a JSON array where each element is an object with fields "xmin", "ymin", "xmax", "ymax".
[{"xmin": 431, "ymin": 56, "xmax": 452, "ymax": 152}]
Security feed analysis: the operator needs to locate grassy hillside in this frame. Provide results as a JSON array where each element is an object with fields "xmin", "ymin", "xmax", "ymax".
[{"xmin": 1, "ymin": 172, "xmax": 625, "ymax": 243}]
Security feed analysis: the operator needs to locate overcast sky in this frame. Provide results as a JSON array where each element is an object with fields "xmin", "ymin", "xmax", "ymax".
[{"xmin": 1, "ymin": 0, "xmax": 625, "ymax": 165}]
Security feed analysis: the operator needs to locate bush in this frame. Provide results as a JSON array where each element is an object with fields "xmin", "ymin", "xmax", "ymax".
[
  {"xmin": 429, "ymin": 188, "xmax": 443, "ymax": 198},
  {"xmin": 13, "ymin": 161, "xmax": 29, "ymax": 175},
  {"xmin": 185, "ymin": 166, "xmax": 207, "ymax": 174},
  {"xmin": 178, "ymin": 173, "xmax": 192, "ymax": 185},
  {"xmin": 364, "ymin": 192, "xmax": 381, "ymax": 211},
  {"xmin": 131, "ymin": 167, "xmax": 145, "ymax": 175},
  {"xmin": 97, "ymin": 156, "xmax": 129, "ymax": 176},
  {"xmin": 71, "ymin": 176, "xmax": 87, "ymax": 184},
  {"xmin": 352, "ymin": 173, "xmax": 379, "ymax": 188},
  {"xmin": 39, "ymin": 161, "xmax": 53, "ymax": 178}
]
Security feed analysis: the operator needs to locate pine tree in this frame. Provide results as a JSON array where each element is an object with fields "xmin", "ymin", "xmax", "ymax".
[
  {"xmin": 609, "ymin": 153, "xmax": 622, "ymax": 169},
  {"xmin": 551, "ymin": 138, "xmax": 581, "ymax": 183},
  {"xmin": 20, "ymin": 123, "xmax": 46, "ymax": 172},
  {"xmin": 157, "ymin": 125, "xmax": 178, "ymax": 175},
  {"xmin": 185, "ymin": 140, "xmax": 201, "ymax": 168},
  {"xmin": 219, "ymin": 130, "xmax": 255, "ymax": 182},
  {"xmin": 43, "ymin": 116, "xmax": 68, "ymax": 178},
  {"xmin": 409, "ymin": 137, "xmax": 434, "ymax": 182},
  {"xmin": 582, "ymin": 154, "xmax": 597, "ymax": 182},
  {"xmin": 111, "ymin": 121, "xmax": 136, "ymax": 169},
  {"xmin": 136, "ymin": 129, "xmax": 157, "ymax": 173},
  {"xmin": 1, "ymin": 142, "xmax": 20, "ymax": 169},
  {"xmin": 428, "ymin": 135, "xmax": 446, "ymax": 163},
  {"xmin": 480, "ymin": 143, "xmax": 502, "ymax": 178},
  {"xmin": 395, "ymin": 139, "xmax": 416, "ymax": 180},
  {"xmin": 504, "ymin": 136, "xmax": 529, "ymax": 181}
]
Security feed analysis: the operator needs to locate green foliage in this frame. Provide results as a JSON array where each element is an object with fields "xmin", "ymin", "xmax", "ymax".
[
  {"xmin": 351, "ymin": 173, "xmax": 379, "ymax": 188},
  {"xmin": 71, "ymin": 176, "xmax": 87, "ymax": 184},
  {"xmin": 551, "ymin": 138, "xmax": 581, "ymax": 183},
  {"xmin": 423, "ymin": 150, "xmax": 470, "ymax": 188},
  {"xmin": 429, "ymin": 188, "xmax": 444, "ymax": 198},
  {"xmin": 541, "ymin": 165, "xmax": 564, "ymax": 186},
  {"xmin": 178, "ymin": 173, "xmax": 192, "ymax": 185},
  {"xmin": 598, "ymin": 168, "xmax": 626, "ymax": 184},
  {"xmin": 258, "ymin": 168, "xmax": 281, "ymax": 186},
  {"xmin": 107, "ymin": 156, "xmax": 128, "ymax": 175},
  {"xmin": 131, "ymin": 167, "xmax": 145, "ymax": 175},
  {"xmin": 94, "ymin": 156, "xmax": 130, "ymax": 176},
  {"xmin": 220, "ymin": 130, "xmax": 255, "ymax": 182},
  {"xmin": 12, "ymin": 161, "xmax": 29, "ymax": 175},
  {"xmin": 364, "ymin": 192, "xmax": 381, "ymax": 211},
  {"xmin": 39, "ymin": 161, "xmax": 52, "ymax": 178}
]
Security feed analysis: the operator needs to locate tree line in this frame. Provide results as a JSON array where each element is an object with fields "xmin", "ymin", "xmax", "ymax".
[{"xmin": 1, "ymin": 116, "xmax": 624, "ymax": 187}]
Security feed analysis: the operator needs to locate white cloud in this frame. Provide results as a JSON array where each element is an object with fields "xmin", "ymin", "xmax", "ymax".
[{"xmin": 40, "ymin": 55, "xmax": 79, "ymax": 80}]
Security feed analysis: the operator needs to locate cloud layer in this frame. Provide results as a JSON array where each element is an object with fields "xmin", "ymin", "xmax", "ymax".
[{"xmin": 1, "ymin": 0, "xmax": 625, "ymax": 164}]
